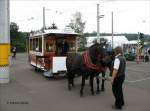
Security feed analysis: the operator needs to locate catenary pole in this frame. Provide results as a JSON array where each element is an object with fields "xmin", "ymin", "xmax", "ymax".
[
  {"xmin": 111, "ymin": 11, "xmax": 114, "ymax": 49},
  {"xmin": 0, "ymin": 0, "xmax": 10, "ymax": 83},
  {"xmin": 42, "ymin": 7, "xmax": 45, "ymax": 56},
  {"xmin": 97, "ymin": 4, "xmax": 100, "ymax": 42}
]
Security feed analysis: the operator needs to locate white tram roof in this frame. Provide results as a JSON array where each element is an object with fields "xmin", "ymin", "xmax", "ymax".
[{"xmin": 30, "ymin": 28, "xmax": 78, "ymax": 38}]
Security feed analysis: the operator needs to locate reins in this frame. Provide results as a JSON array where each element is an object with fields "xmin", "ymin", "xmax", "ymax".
[{"xmin": 83, "ymin": 50, "xmax": 105, "ymax": 72}]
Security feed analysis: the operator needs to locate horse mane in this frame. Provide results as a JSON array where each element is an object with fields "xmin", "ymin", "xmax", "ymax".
[{"xmin": 87, "ymin": 43, "xmax": 104, "ymax": 64}]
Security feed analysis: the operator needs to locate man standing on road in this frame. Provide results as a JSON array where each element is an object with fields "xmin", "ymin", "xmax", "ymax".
[{"xmin": 111, "ymin": 46, "xmax": 126, "ymax": 110}]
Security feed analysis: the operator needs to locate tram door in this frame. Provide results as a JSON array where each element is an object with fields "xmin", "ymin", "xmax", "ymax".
[
  {"xmin": 56, "ymin": 38, "xmax": 64, "ymax": 56},
  {"xmin": 56, "ymin": 38, "xmax": 70, "ymax": 56},
  {"xmin": 44, "ymin": 38, "xmax": 55, "ymax": 70}
]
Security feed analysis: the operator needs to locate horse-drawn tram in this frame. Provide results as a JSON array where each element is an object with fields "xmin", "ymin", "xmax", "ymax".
[{"xmin": 28, "ymin": 28, "xmax": 78, "ymax": 77}]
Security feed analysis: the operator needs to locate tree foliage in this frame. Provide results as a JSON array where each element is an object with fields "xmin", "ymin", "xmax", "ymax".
[
  {"xmin": 10, "ymin": 22, "xmax": 19, "ymax": 32},
  {"xmin": 138, "ymin": 33, "xmax": 145, "ymax": 48},
  {"xmin": 68, "ymin": 12, "xmax": 86, "ymax": 50},
  {"xmin": 10, "ymin": 22, "xmax": 29, "ymax": 52},
  {"xmin": 47, "ymin": 23, "xmax": 58, "ymax": 29},
  {"xmin": 69, "ymin": 12, "xmax": 85, "ymax": 33},
  {"xmin": 10, "ymin": 22, "xmax": 19, "ymax": 40}
]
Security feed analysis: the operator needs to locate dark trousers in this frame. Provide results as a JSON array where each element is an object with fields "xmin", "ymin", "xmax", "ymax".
[
  {"xmin": 12, "ymin": 52, "xmax": 16, "ymax": 58},
  {"xmin": 112, "ymin": 75, "xmax": 125, "ymax": 108}
]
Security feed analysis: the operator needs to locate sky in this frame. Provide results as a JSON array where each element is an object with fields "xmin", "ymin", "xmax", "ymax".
[{"xmin": 10, "ymin": 0, "xmax": 150, "ymax": 34}]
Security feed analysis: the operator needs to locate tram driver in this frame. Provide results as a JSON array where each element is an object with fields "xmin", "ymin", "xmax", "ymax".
[{"xmin": 61, "ymin": 39, "xmax": 69, "ymax": 56}]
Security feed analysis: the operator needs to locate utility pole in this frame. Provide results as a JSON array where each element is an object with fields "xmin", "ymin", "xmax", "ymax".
[
  {"xmin": 0, "ymin": 0, "xmax": 10, "ymax": 83},
  {"xmin": 97, "ymin": 4, "xmax": 100, "ymax": 42},
  {"xmin": 111, "ymin": 11, "xmax": 114, "ymax": 49},
  {"xmin": 43, "ymin": 7, "xmax": 46, "ymax": 30},
  {"xmin": 97, "ymin": 4, "xmax": 104, "ymax": 43},
  {"xmin": 42, "ymin": 7, "xmax": 45, "ymax": 56}
]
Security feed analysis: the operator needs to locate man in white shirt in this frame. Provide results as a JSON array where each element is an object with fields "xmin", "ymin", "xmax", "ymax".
[{"xmin": 111, "ymin": 46, "xmax": 126, "ymax": 110}]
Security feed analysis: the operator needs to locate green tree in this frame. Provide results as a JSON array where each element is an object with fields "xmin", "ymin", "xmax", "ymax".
[
  {"xmin": 139, "ymin": 33, "xmax": 145, "ymax": 48},
  {"xmin": 48, "ymin": 22, "xmax": 58, "ymax": 29},
  {"xmin": 68, "ymin": 12, "xmax": 86, "ymax": 50},
  {"xmin": 10, "ymin": 22, "xmax": 19, "ymax": 41},
  {"xmin": 10, "ymin": 22, "xmax": 29, "ymax": 52}
]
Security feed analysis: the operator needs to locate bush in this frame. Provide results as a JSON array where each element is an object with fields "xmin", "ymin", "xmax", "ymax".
[
  {"xmin": 11, "ymin": 40, "xmax": 26, "ymax": 52},
  {"xmin": 78, "ymin": 47, "xmax": 85, "ymax": 52}
]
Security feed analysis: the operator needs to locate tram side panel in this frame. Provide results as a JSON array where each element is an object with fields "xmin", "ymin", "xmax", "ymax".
[
  {"xmin": 29, "ymin": 52, "xmax": 45, "ymax": 70},
  {"xmin": 44, "ymin": 52, "xmax": 55, "ymax": 71}
]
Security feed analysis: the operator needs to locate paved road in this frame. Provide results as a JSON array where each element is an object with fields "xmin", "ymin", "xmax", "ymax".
[{"xmin": 0, "ymin": 53, "xmax": 150, "ymax": 111}]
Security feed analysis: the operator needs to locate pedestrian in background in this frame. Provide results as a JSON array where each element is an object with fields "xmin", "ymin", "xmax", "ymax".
[
  {"xmin": 111, "ymin": 46, "xmax": 126, "ymax": 110},
  {"xmin": 12, "ymin": 45, "xmax": 17, "ymax": 58}
]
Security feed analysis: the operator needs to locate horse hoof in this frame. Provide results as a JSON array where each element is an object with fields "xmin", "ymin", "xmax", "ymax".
[
  {"xmin": 80, "ymin": 93, "xmax": 83, "ymax": 97},
  {"xmin": 68, "ymin": 85, "xmax": 71, "ymax": 91},
  {"xmin": 80, "ymin": 91, "xmax": 83, "ymax": 97},
  {"xmin": 91, "ymin": 91, "xmax": 95, "ymax": 95},
  {"xmin": 80, "ymin": 94, "xmax": 83, "ymax": 97},
  {"xmin": 72, "ymin": 84, "xmax": 75, "ymax": 88},
  {"xmin": 101, "ymin": 88, "xmax": 105, "ymax": 91},
  {"xmin": 96, "ymin": 91, "xmax": 100, "ymax": 94}
]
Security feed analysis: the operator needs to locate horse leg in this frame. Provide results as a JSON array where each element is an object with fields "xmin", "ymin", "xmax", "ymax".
[
  {"xmin": 80, "ymin": 75, "xmax": 85, "ymax": 97},
  {"xmin": 67, "ymin": 72, "xmax": 73, "ymax": 90},
  {"xmin": 71, "ymin": 74, "xmax": 75, "ymax": 87},
  {"xmin": 101, "ymin": 72, "xmax": 105, "ymax": 91},
  {"xmin": 90, "ymin": 75, "xmax": 95, "ymax": 95},
  {"xmin": 96, "ymin": 75, "xmax": 100, "ymax": 94}
]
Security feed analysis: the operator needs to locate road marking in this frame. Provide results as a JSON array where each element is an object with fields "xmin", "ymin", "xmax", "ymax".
[{"xmin": 126, "ymin": 77, "xmax": 150, "ymax": 83}]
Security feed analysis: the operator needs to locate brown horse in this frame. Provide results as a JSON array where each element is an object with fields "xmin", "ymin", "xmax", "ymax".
[{"xmin": 66, "ymin": 43, "xmax": 113, "ymax": 96}]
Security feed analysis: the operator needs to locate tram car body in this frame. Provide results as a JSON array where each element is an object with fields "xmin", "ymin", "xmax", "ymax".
[{"xmin": 28, "ymin": 29, "xmax": 78, "ymax": 77}]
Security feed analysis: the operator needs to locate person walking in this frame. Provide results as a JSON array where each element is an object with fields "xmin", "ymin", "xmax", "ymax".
[
  {"xmin": 12, "ymin": 45, "xmax": 17, "ymax": 58},
  {"xmin": 111, "ymin": 46, "xmax": 126, "ymax": 110}
]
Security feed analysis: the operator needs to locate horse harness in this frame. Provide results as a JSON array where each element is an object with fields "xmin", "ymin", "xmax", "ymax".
[{"xmin": 83, "ymin": 50, "xmax": 106, "ymax": 72}]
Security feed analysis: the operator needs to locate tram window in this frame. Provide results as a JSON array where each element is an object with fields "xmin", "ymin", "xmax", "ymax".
[
  {"xmin": 29, "ymin": 39, "xmax": 33, "ymax": 50},
  {"xmin": 69, "ymin": 42, "xmax": 75, "ymax": 51},
  {"xmin": 46, "ymin": 42, "xmax": 53, "ymax": 52},
  {"xmin": 29, "ymin": 37, "xmax": 42, "ymax": 52},
  {"xmin": 35, "ymin": 38, "xmax": 38, "ymax": 51},
  {"xmin": 39, "ymin": 38, "xmax": 42, "ymax": 52},
  {"xmin": 33, "ymin": 39, "xmax": 36, "ymax": 51}
]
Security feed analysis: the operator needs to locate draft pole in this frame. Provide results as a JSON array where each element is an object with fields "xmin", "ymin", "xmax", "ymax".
[{"xmin": 0, "ymin": 0, "xmax": 10, "ymax": 83}]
